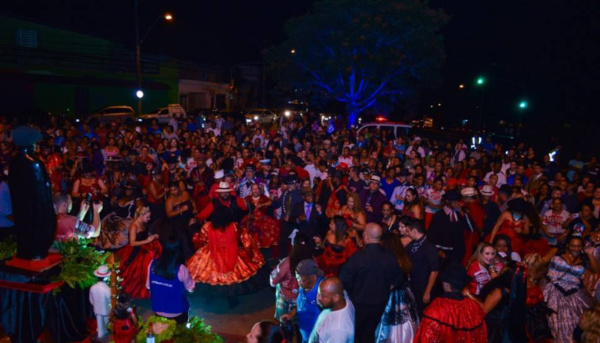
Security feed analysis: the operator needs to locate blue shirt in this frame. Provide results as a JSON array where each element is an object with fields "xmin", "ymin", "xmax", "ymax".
[{"xmin": 297, "ymin": 277, "xmax": 323, "ymax": 341}]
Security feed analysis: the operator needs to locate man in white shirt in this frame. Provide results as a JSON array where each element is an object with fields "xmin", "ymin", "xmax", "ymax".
[
  {"xmin": 484, "ymin": 162, "xmax": 507, "ymax": 186},
  {"xmin": 309, "ymin": 277, "xmax": 355, "ymax": 343},
  {"xmin": 90, "ymin": 265, "xmax": 112, "ymax": 339},
  {"xmin": 337, "ymin": 147, "xmax": 354, "ymax": 167}
]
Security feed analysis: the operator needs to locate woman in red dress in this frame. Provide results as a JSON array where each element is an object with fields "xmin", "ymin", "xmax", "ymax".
[
  {"xmin": 187, "ymin": 182, "xmax": 265, "ymax": 292},
  {"xmin": 115, "ymin": 205, "xmax": 162, "ymax": 299},
  {"xmin": 488, "ymin": 198, "xmax": 530, "ymax": 256},
  {"xmin": 315, "ymin": 215, "xmax": 360, "ymax": 277},
  {"xmin": 338, "ymin": 192, "xmax": 367, "ymax": 233},
  {"xmin": 241, "ymin": 183, "xmax": 280, "ymax": 248},
  {"xmin": 71, "ymin": 161, "xmax": 109, "ymax": 205}
]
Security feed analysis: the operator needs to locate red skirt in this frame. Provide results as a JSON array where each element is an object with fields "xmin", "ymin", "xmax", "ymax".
[
  {"xmin": 241, "ymin": 213, "xmax": 280, "ymax": 248},
  {"xmin": 115, "ymin": 240, "xmax": 162, "ymax": 299}
]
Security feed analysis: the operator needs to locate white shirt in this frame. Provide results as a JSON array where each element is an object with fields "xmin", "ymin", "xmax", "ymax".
[
  {"xmin": 304, "ymin": 164, "xmax": 322, "ymax": 187},
  {"xmin": 543, "ymin": 209, "xmax": 571, "ymax": 235},
  {"xmin": 309, "ymin": 294, "xmax": 355, "ymax": 343},
  {"xmin": 390, "ymin": 184, "xmax": 411, "ymax": 211},
  {"xmin": 484, "ymin": 171, "xmax": 507, "ymax": 186},
  {"xmin": 89, "ymin": 281, "xmax": 111, "ymax": 316},
  {"xmin": 337, "ymin": 156, "xmax": 353, "ymax": 167}
]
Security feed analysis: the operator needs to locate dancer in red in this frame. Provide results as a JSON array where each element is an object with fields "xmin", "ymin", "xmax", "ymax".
[
  {"xmin": 187, "ymin": 182, "xmax": 266, "ymax": 304},
  {"xmin": 414, "ymin": 262, "xmax": 487, "ymax": 343},
  {"xmin": 241, "ymin": 183, "xmax": 280, "ymax": 248}
]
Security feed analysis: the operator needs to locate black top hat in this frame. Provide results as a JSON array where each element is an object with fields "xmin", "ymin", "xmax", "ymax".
[{"xmin": 284, "ymin": 174, "xmax": 299, "ymax": 185}]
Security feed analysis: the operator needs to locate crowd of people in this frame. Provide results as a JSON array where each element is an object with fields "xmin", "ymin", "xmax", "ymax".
[{"xmin": 1, "ymin": 111, "xmax": 600, "ymax": 343}]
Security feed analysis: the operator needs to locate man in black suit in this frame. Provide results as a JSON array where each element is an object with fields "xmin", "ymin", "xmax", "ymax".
[
  {"xmin": 340, "ymin": 223, "xmax": 404, "ymax": 343},
  {"xmin": 277, "ymin": 175, "xmax": 303, "ymax": 258},
  {"xmin": 291, "ymin": 187, "xmax": 326, "ymax": 245}
]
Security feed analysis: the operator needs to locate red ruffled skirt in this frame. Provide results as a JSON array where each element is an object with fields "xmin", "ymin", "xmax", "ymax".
[
  {"xmin": 186, "ymin": 222, "xmax": 265, "ymax": 285},
  {"xmin": 115, "ymin": 240, "xmax": 162, "ymax": 299},
  {"xmin": 241, "ymin": 213, "xmax": 280, "ymax": 248}
]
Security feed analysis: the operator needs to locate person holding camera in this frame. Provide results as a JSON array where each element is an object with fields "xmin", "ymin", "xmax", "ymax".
[{"xmin": 54, "ymin": 193, "xmax": 102, "ymax": 243}]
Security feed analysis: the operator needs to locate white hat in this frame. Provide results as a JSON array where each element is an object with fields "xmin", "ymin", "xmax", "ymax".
[
  {"xmin": 94, "ymin": 265, "xmax": 111, "ymax": 278},
  {"xmin": 215, "ymin": 181, "xmax": 233, "ymax": 193},
  {"xmin": 480, "ymin": 185, "xmax": 494, "ymax": 196},
  {"xmin": 369, "ymin": 175, "xmax": 381, "ymax": 184},
  {"xmin": 461, "ymin": 187, "xmax": 477, "ymax": 197},
  {"xmin": 214, "ymin": 169, "xmax": 224, "ymax": 179}
]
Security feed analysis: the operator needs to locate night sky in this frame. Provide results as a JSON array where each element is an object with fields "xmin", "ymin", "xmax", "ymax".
[{"xmin": 2, "ymin": 0, "xmax": 599, "ymax": 126}]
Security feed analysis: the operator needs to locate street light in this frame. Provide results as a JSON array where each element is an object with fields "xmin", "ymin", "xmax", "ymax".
[
  {"xmin": 518, "ymin": 100, "xmax": 528, "ymax": 109},
  {"xmin": 134, "ymin": 0, "xmax": 173, "ymax": 116},
  {"xmin": 459, "ymin": 84, "xmax": 465, "ymax": 89},
  {"xmin": 476, "ymin": 76, "xmax": 485, "ymax": 86}
]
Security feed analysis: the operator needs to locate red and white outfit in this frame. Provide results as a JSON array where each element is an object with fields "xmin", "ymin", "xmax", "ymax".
[{"xmin": 466, "ymin": 261, "xmax": 491, "ymax": 296}]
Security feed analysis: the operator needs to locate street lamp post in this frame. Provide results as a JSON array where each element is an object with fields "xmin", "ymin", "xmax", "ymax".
[{"xmin": 133, "ymin": 0, "xmax": 172, "ymax": 116}]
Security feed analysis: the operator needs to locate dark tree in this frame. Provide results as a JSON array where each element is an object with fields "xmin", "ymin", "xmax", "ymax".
[{"xmin": 265, "ymin": 0, "xmax": 448, "ymax": 125}]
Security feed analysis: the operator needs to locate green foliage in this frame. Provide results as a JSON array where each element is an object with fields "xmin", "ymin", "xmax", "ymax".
[
  {"xmin": 51, "ymin": 238, "xmax": 109, "ymax": 289},
  {"xmin": 134, "ymin": 316, "xmax": 223, "ymax": 343},
  {"xmin": 0, "ymin": 235, "xmax": 17, "ymax": 260},
  {"xmin": 173, "ymin": 317, "xmax": 223, "ymax": 343},
  {"xmin": 265, "ymin": 0, "xmax": 448, "ymax": 122}
]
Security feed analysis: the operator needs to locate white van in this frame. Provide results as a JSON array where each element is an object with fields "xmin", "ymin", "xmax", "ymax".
[
  {"xmin": 356, "ymin": 121, "xmax": 412, "ymax": 138},
  {"xmin": 140, "ymin": 104, "xmax": 187, "ymax": 123}
]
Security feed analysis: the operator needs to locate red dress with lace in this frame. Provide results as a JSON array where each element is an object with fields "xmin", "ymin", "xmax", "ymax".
[
  {"xmin": 316, "ymin": 238, "xmax": 359, "ymax": 277},
  {"xmin": 115, "ymin": 230, "xmax": 162, "ymax": 299},
  {"xmin": 414, "ymin": 294, "xmax": 487, "ymax": 343},
  {"xmin": 186, "ymin": 222, "xmax": 265, "ymax": 285},
  {"xmin": 240, "ymin": 195, "xmax": 280, "ymax": 248}
]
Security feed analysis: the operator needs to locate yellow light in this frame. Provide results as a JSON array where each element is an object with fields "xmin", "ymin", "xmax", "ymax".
[
  {"xmin": 459, "ymin": 84, "xmax": 465, "ymax": 89},
  {"xmin": 291, "ymin": 49, "xmax": 296, "ymax": 54},
  {"xmin": 164, "ymin": 13, "xmax": 173, "ymax": 21}
]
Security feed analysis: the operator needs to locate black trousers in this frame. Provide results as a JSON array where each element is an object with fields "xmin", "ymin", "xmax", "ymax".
[
  {"xmin": 279, "ymin": 221, "xmax": 294, "ymax": 259},
  {"xmin": 354, "ymin": 303, "xmax": 386, "ymax": 343}
]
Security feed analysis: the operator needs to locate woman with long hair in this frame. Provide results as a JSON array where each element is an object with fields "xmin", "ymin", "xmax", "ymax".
[
  {"xmin": 115, "ymin": 205, "xmax": 162, "ymax": 299},
  {"xmin": 467, "ymin": 242, "xmax": 498, "ymax": 296},
  {"xmin": 165, "ymin": 181, "xmax": 196, "ymax": 258},
  {"xmin": 488, "ymin": 198, "xmax": 530, "ymax": 256},
  {"xmin": 375, "ymin": 233, "xmax": 419, "ymax": 343},
  {"xmin": 315, "ymin": 215, "xmax": 360, "ymax": 277},
  {"xmin": 147, "ymin": 238, "xmax": 195, "ymax": 324},
  {"xmin": 464, "ymin": 262, "xmax": 528, "ymax": 343},
  {"xmin": 338, "ymin": 192, "xmax": 367, "ymax": 232},
  {"xmin": 543, "ymin": 235, "xmax": 599, "ymax": 343},
  {"xmin": 246, "ymin": 321, "xmax": 284, "ymax": 343},
  {"xmin": 402, "ymin": 188, "xmax": 423, "ymax": 220},
  {"xmin": 269, "ymin": 234, "xmax": 314, "ymax": 321},
  {"xmin": 241, "ymin": 183, "xmax": 280, "ymax": 248}
]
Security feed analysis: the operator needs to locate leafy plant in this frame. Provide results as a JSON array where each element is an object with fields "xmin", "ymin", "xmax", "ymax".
[
  {"xmin": 134, "ymin": 316, "xmax": 223, "ymax": 343},
  {"xmin": 51, "ymin": 238, "xmax": 109, "ymax": 289},
  {"xmin": 0, "ymin": 235, "xmax": 17, "ymax": 260},
  {"xmin": 173, "ymin": 317, "xmax": 223, "ymax": 343}
]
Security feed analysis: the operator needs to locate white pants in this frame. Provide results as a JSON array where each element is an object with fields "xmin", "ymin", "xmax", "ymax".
[{"xmin": 96, "ymin": 314, "xmax": 109, "ymax": 338}]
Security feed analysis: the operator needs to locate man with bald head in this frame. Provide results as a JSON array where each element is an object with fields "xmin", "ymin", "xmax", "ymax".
[
  {"xmin": 339, "ymin": 223, "xmax": 403, "ymax": 343},
  {"xmin": 309, "ymin": 277, "xmax": 355, "ymax": 343}
]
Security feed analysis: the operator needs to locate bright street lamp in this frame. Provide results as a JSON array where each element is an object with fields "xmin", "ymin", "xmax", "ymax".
[
  {"xmin": 519, "ymin": 100, "xmax": 528, "ymax": 109},
  {"xmin": 476, "ymin": 76, "xmax": 485, "ymax": 86},
  {"xmin": 459, "ymin": 84, "xmax": 465, "ymax": 89},
  {"xmin": 134, "ymin": 1, "xmax": 173, "ymax": 115}
]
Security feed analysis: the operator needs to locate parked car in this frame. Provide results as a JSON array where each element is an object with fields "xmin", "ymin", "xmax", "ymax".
[
  {"xmin": 140, "ymin": 104, "xmax": 186, "ymax": 123},
  {"xmin": 245, "ymin": 108, "xmax": 278, "ymax": 124},
  {"xmin": 356, "ymin": 118, "xmax": 412, "ymax": 138},
  {"xmin": 88, "ymin": 106, "xmax": 137, "ymax": 124}
]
